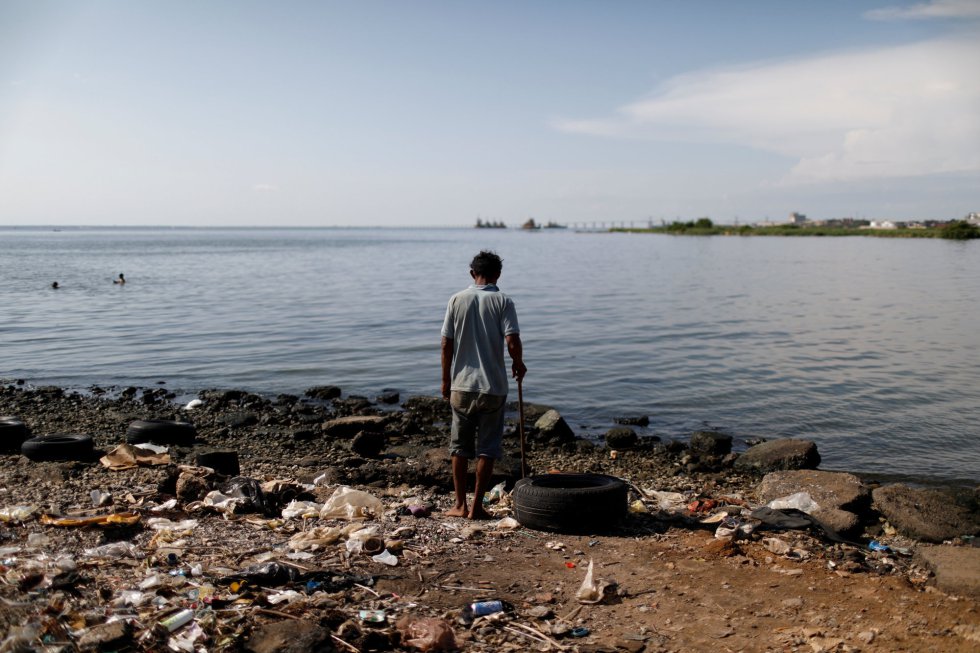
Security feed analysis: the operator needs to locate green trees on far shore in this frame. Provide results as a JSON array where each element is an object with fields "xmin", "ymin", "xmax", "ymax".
[{"xmin": 614, "ymin": 219, "xmax": 980, "ymax": 240}]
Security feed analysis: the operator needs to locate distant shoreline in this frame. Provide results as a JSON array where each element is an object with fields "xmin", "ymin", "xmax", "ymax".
[{"xmin": 612, "ymin": 221, "xmax": 980, "ymax": 239}]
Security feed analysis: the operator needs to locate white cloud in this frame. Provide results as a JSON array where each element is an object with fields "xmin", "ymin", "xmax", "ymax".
[
  {"xmin": 553, "ymin": 35, "xmax": 980, "ymax": 184},
  {"xmin": 865, "ymin": 0, "xmax": 980, "ymax": 21}
]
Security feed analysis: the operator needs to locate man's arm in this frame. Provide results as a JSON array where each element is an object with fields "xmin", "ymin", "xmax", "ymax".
[
  {"xmin": 506, "ymin": 334, "xmax": 527, "ymax": 381},
  {"xmin": 441, "ymin": 336, "xmax": 454, "ymax": 399}
]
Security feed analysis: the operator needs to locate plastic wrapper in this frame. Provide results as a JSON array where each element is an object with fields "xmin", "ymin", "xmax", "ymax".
[
  {"xmin": 371, "ymin": 550, "xmax": 398, "ymax": 566},
  {"xmin": 288, "ymin": 526, "xmax": 341, "ymax": 551},
  {"xmin": 82, "ymin": 542, "xmax": 143, "ymax": 560},
  {"xmin": 0, "ymin": 505, "xmax": 37, "ymax": 523},
  {"xmin": 320, "ymin": 486, "xmax": 383, "ymax": 519}
]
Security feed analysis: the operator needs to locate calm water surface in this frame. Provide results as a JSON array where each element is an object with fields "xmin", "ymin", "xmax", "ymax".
[{"xmin": 2, "ymin": 227, "xmax": 978, "ymax": 483}]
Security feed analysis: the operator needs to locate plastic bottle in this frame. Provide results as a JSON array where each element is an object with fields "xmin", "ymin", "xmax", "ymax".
[{"xmin": 155, "ymin": 609, "xmax": 195, "ymax": 635}]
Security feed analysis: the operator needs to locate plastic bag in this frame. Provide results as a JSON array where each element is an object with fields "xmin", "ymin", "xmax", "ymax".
[
  {"xmin": 372, "ymin": 550, "xmax": 398, "ymax": 566},
  {"xmin": 0, "ymin": 505, "xmax": 37, "ymax": 523},
  {"xmin": 320, "ymin": 486, "xmax": 383, "ymax": 519},
  {"xmin": 575, "ymin": 558, "xmax": 611, "ymax": 604},
  {"xmin": 767, "ymin": 492, "xmax": 820, "ymax": 515},
  {"xmin": 396, "ymin": 616, "xmax": 458, "ymax": 652},
  {"xmin": 288, "ymin": 526, "xmax": 342, "ymax": 551},
  {"xmin": 281, "ymin": 500, "xmax": 322, "ymax": 520}
]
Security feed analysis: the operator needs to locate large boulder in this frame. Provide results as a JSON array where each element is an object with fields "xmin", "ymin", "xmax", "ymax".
[
  {"xmin": 322, "ymin": 415, "xmax": 387, "ymax": 438},
  {"xmin": 914, "ymin": 545, "xmax": 980, "ymax": 598},
  {"xmin": 734, "ymin": 438, "xmax": 820, "ymax": 474},
  {"xmin": 756, "ymin": 470, "xmax": 870, "ymax": 536},
  {"xmin": 604, "ymin": 427, "xmax": 639, "ymax": 450},
  {"xmin": 757, "ymin": 470, "xmax": 869, "ymax": 511},
  {"xmin": 689, "ymin": 431, "xmax": 733, "ymax": 457},
  {"xmin": 872, "ymin": 484, "xmax": 980, "ymax": 543},
  {"xmin": 533, "ymin": 410, "xmax": 576, "ymax": 444}
]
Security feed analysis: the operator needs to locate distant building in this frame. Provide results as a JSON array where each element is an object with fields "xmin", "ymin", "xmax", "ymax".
[
  {"xmin": 788, "ymin": 212, "xmax": 807, "ymax": 225},
  {"xmin": 965, "ymin": 212, "xmax": 980, "ymax": 225}
]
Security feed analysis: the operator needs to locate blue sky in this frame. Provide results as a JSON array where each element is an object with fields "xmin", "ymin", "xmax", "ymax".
[{"xmin": 1, "ymin": 0, "xmax": 978, "ymax": 226}]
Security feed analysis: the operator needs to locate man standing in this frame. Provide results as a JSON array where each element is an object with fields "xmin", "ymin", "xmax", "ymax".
[{"xmin": 441, "ymin": 250, "xmax": 526, "ymax": 519}]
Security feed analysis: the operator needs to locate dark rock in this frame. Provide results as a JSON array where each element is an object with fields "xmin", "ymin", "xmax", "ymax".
[
  {"xmin": 914, "ymin": 545, "xmax": 980, "ymax": 597},
  {"xmin": 872, "ymin": 484, "xmax": 980, "ymax": 543},
  {"xmin": 351, "ymin": 430, "xmax": 386, "ymax": 458},
  {"xmin": 377, "ymin": 389, "xmax": 400, "ymax": 404},
  {"xmin": 689, "ymin": 431, "xmax": 733, "ymax": 457},
  {"xmin": 244, "ymin": 620, "xmax": 331, "ymax": 653},
  {"xmin": 201, "ymin": 389, "xmax": 246, "ymax": 403},
  {"xmin": 333, "ymin": 396, "xmax": 374, "ymax": 415},
  {"xmin": 614, "ymin": 415, "xmax": 650, "ymax": 427},
  {"xmin": 534, "ymin": 410, "xmax": 575, "ymax": 443},
  {"xmin": 665, "ymin": 439, "xmax": 688, "ymax": 454},
  {"xmin": 323, "ymin": 415, "xmax": 387, "ymax": 438},
  {"xmin": 518, "ymin": 402, "xmax": 554, "ymax": 424},
  {"xmin": 274, "ymin": 394, "xmax": 299, "ymax": 405},
  {"xmin": 195, "ymin": 449, "xmax": 241, "ymax": 476},
  {"xmin": 305, "ymin": 385, "xmax": 342, "ymax": 401},
  {"xmin": 604, "ymin": 427, "xmax": 639, "ymax": 449},
  {"xmin": 220, "ymin": 412, "xmax": 259, "ymax": 428},
  {"xmin": 734, "ymin": 438, "xmax": 820, "ymax": 474},
  {"xmin": 292, "ymin": 429, "xmax": 316, "ymax": 442}
]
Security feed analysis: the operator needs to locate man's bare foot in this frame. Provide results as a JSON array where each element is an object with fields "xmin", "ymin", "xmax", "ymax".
[
  {"xmin": 446, "ymin": 505, "xmax": 468, "ymax": 518},
  {"xmin": 468, "ymin": 505, "xmax": 493, "ymax": 520}
]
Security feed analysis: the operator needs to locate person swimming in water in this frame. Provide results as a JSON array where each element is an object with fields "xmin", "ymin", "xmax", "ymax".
[
  {"xmin": 113, "ymin": 273, "xmax": 125, "ymax": 285},
  {"xmin": 51, "ymin": 281, "xmax": 59, "ymax": 289}
]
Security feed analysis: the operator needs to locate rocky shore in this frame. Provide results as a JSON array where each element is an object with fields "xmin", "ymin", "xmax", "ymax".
[{"xmin": 1, "ymin": 381, "xmax": 978, "ymax": 652}]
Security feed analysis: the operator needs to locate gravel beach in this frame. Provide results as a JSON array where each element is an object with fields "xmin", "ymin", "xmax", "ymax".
[{"xmin": 1, "ymin": 381, "xmax": 977, "ymax": 652}]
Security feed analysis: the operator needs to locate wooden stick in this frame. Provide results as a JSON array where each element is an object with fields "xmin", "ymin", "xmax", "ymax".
[
  {"xmin": 518, "ymin": 378, "xmax": 527, "ymax": 479},
  {"xmin": 331, "ymin": 635, "xmax": 361, "ymax": 653}
]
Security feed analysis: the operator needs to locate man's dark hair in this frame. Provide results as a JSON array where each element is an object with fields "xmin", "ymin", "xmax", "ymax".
[{"xmin": 470, "ymin": 250, "xmax": 503, "ymax": 279}]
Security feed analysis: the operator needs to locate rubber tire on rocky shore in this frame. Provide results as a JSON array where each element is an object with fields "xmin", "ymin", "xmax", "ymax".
[
  {"xmin": 0, "ymin": 416, "xmax": 31, "ymax": 454},
  {"xmin": 21, "ymin": 434, "xmax": 95, "ymax": 462},
  {"xmin": 512, "ymin": 473, "xmax": 628, "ymax": 534},
  {"xmin": 126, "ymin": 419, "xmax": 197, "ymax": 446}
]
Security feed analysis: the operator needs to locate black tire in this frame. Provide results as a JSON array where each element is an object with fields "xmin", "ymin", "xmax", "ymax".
[
  {"xmin": 512, "ymin": 473, "xmax": 628, "ymax": 534},
  {"xmin": 126, "ymin": 419, "xmax": 196, "ymax": 446},
  {"xmin": 0, "ymin": 417, "xmax": 31, "ymax": 454},
  {"xmin": 21, "ymin": 434, "xmax": 95, "ymax": 462}
]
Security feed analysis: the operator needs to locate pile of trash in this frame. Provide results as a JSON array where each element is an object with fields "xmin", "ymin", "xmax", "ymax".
[{"xmin": 0, "ymin": 462, "xmax": 625, "ymax": 652}]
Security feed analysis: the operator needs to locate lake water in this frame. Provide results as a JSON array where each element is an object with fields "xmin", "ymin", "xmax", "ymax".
[{"xmin": 2, "ymin": 226, "xmax": 978, "ymax": 483}]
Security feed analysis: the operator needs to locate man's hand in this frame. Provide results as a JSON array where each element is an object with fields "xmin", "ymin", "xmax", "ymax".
[
  {"xmin": 441, "ymin": 336, "xmax": 454, "ymax": 400},
  {"xmin": 512, "ymin": 360, "xmax": 527, "ymax": 381}
]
